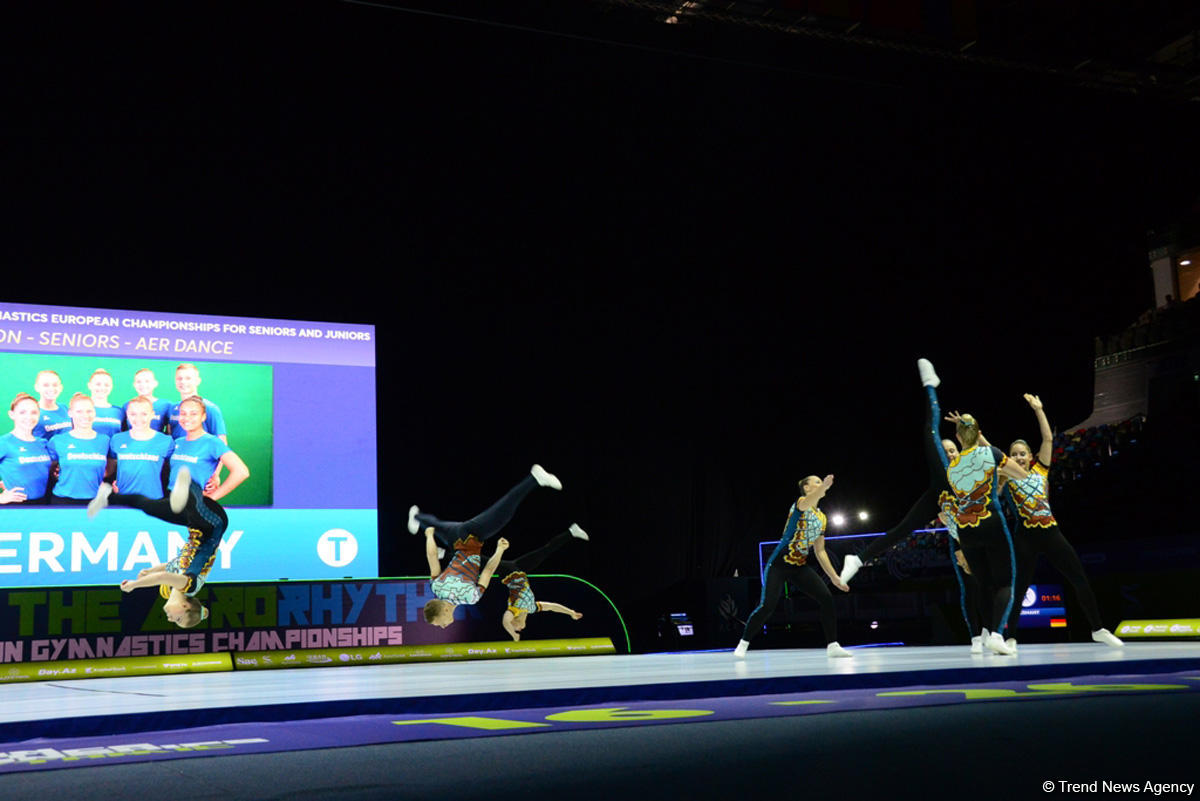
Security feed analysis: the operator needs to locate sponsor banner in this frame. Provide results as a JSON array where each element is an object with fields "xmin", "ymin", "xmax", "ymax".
[
  {"xmin": 1116, "ymin": 619, "xmax": 1200, "ymax": 638},
  {"xmin": 0, "ymin": 652, "xmax": 231, "ymax": 684},
  {"xmin": 3, "ymin": 670, "xmax": 1197, "ymax": 773},
  {"xmin": 0, "ymin": 576, "xmax": 628, "ymax": 670},
  {"xmin": 0, "ymin": 508, "xmax": 378, "ymax": 586},
  {"xmin": 230, "ymin": 637, "xmax": 615, "ymax": 670}
]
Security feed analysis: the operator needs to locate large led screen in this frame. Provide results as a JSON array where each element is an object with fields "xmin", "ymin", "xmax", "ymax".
[{"xmin": 0, "ymin": 302, "xmax": 377, "ymax": 586}]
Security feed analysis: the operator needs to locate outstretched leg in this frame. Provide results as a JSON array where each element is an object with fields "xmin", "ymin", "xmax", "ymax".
[
  {"xmin": 842, "ymin": 372, "xmax": 949, "ymax": 582},
  {"xmin": 735, "ymin": 560, "xmax": 790, "ymax": 656},
  {"xmin": 498, "ymin": 525, "xmax": 586, "ymax": 575},
  {"xmin": 411, "ymin": 466, "xmax": 561, "ymax": 545}
]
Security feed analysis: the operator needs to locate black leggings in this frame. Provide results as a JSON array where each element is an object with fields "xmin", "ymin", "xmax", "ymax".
[
  {"xmin": 952, "ymin": 546, "xmax": 984, "ymax": 637},
  {"xmin": 1005, "ymin": 524, "xmax": 1102, "ymax": 636},
  {"xmin": 742, "ymin": 559, "xmax": 837, "ymax": 645},
  {"xmin": 498, "ymin": 529, "xmax": 575, "ymax": 577},
  {"xmin": 858, "ymin": 385, "xmax": 950, "ymax": 563},
  {"xmin": 957, "ymin": 515, "xmax": 1015, "ymax": 633},
  {"xmin": 416, "ymin": 475, "xmax": 538, "ymax": 548},
  {"xmin": 112, "ymin": 488, "xmax": 228, "ymax": 538}
]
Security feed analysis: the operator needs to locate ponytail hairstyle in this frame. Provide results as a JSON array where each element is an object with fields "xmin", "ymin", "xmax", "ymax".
[
  {"xmin": 956, "ymin": 414, "xmax": 981, "ymax": 449},
  {"xmin": 67, "ymin": 392, "xmax": 95, "ymax": 411},
  {"xmin": 10, "ymin": 391, "xmax": 38, "ymax": 412}
]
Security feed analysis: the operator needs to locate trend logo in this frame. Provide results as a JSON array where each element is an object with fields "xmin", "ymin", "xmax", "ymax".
[{"xmin": 317, "ymin": 528, "xmax": 358, "ymax": 567}]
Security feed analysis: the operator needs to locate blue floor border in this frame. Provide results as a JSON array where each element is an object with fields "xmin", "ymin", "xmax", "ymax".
[{"xmin": 6, "ymin": 650, "xmax": 1199, "ymax": 742}]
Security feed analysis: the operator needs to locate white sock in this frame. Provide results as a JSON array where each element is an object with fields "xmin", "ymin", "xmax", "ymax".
[
  {"xmin": 169, "ymin": 467, "xmax": 192, "ymax": 514},
  {"xmin": 1092, "ymin": 628, "xmax": 1124, "ymax": 648},
  {"xmin": 917, "ymin": 358, "xmax": 941, "ymax": 388},
  {"xmin": 569, "ymin": 523, "xmax": 589, "ymax": 541},
  {"xmin": 733, "ymin": 640, "xmax": 749, "ymax": 658},
  {"xmin": 531, "ymin": 464, "xmax": 562, "ymax": 490},
  {"xmin": 839, "ymin": 554, "xmax": 862, "ymax": 584}
]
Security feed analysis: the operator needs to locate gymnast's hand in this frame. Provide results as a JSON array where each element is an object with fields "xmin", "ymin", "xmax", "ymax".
[{"xmin": 496, "ymin": 537, "xmax": 510, "ymax": 552}]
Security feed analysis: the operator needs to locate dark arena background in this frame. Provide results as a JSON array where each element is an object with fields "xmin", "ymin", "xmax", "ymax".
[{"xmin": 3, "ymin": 2, "xmax": 1200, "ymax": 799}]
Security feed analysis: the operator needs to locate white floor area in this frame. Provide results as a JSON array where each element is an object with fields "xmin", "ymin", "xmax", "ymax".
[{"xmin": 3, "ymin": 641, "xmax": 1198, "ymax": 731}]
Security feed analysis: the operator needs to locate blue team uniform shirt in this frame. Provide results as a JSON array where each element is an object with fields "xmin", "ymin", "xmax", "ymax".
[
  {"xmin": 168, "ymin": 398, "xmax": 227, "ymax": 440},
  {"xmin": 0, "ymin": 434, "xmax": 53, "ymax": 500},
  {"xmin": 169, "ymin": 434, "xmax": 231, "ymax": 490},
  {"xmin": 47, "ymin": 432, "xmax": 111, "ymax": 499},
  {"xmin": 91, "ymin": 404, "xmax": 126, "ymax": 439},
  {"xmin": 122, "ymin": 398, "xmax": 172, "ymax": 433},
  {"xmin": 33, "ymin": 406, "xmax": 72, "ymax": 440},
  {"xmin": 110, "ymin": 431, "xmax": 175, "ymax": 498}
]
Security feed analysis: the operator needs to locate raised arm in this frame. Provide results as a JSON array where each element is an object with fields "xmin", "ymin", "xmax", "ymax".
[
  {"xmin": 120, "ymin": 570, "xmax": 187, "ymax": 593},
  {"xmin": 796, "ymin": 475, "xmax": 834, "ymax": 511},
  {"xmin": 502, "ymin": 610, "xmax": 520, "ymax": 641},
  {"xmin": 998, "ymin": 455, "xmax": 1029, "ymax": 481},
  {"xmin": 538, "ymin": 601, "xmax": 583, "ymax": 619},
  {"xmin": 425, "ymin": 527, "xmax": 442, "ymax": 579},
  {"xmin": 476, "ymin": 537, "xmax": 509, "ymax": 590},
  {"xmin": 1024, "ymin": 394, "xmax": 1054, "ymax": 465}
]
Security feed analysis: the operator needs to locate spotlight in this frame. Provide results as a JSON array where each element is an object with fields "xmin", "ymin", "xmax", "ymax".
[
  {"xmin": 830, "ymin": 513, "xmax": 846, "ymax": 527},
  {"xmin": 858, "ymin": 511, "xmax": 870, "ymax": 521}
]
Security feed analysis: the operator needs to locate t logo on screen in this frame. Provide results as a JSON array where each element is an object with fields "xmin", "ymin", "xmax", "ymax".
[{"xmin": 317, "ymin": 529, "xmax": 359, "ymax": 567}]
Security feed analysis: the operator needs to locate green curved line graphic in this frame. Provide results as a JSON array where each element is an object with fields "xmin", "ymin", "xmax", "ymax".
[{"xmin": 393, "ymin": 572, "xmax": 631, "ymax": 654}]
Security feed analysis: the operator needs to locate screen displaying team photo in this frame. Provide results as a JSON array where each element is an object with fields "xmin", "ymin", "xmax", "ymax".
[{"xmin": 0, "ymin": 302, "xmax": 377, "ymax": 586}]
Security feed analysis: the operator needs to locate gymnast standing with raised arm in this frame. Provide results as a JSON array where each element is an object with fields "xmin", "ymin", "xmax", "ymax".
[
  {"xmin": 734, "ymin": 473, "xmax": 852, "ymax": 659},
  {"xmin": 1001, "ymin": 393, "xmax": 1123, "ymax": 651}
]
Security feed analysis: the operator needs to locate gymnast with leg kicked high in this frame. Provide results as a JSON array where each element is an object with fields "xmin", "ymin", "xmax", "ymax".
[
  {"xmin": 840, "ymin": 358, "xmax": 953, "ymax": 585},
  {"xmin": 734, "ymin": 474, "xmax": 852, "ymax": 659},
  {"xmin": 410, "ymin": 464, "xmax": 566, "ymax": 628},
  {"xmin": 1001, "ymin": 394, "xmax": 1123, "ymax": 651}
]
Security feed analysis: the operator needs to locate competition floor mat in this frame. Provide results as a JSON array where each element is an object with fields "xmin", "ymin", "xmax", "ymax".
[
  {"xmin": 3, "ymin": 640, "xmax": 1199, "ymax": 752},
  {"xmin": 4, "ymin": 665, "xmax": 1200, "ymax": 773}
]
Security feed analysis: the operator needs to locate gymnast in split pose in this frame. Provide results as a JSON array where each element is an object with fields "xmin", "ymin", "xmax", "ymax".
[
  {"xmin": 840, "ymin": 359, "xmax": 954, "ymax": 585},
  {"xmin": 734, "ymin": 474, "xmax": 852, "ymax": 659},
  {"xmin": 837, "ymin": 360, "xmax": 999, "ymax": 651},
  {"xmin": 1001, "ymin": 393, "xmax": 1122, "ymax": 651},
  {"xmin": 411, "ymin": 464, "xmax": 571, "ymax": 627}
]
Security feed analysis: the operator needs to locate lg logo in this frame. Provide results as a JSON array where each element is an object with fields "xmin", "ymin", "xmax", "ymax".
[{"xmin": 317, "ymin": 529, "xmax": 358, "ymax": 567}]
